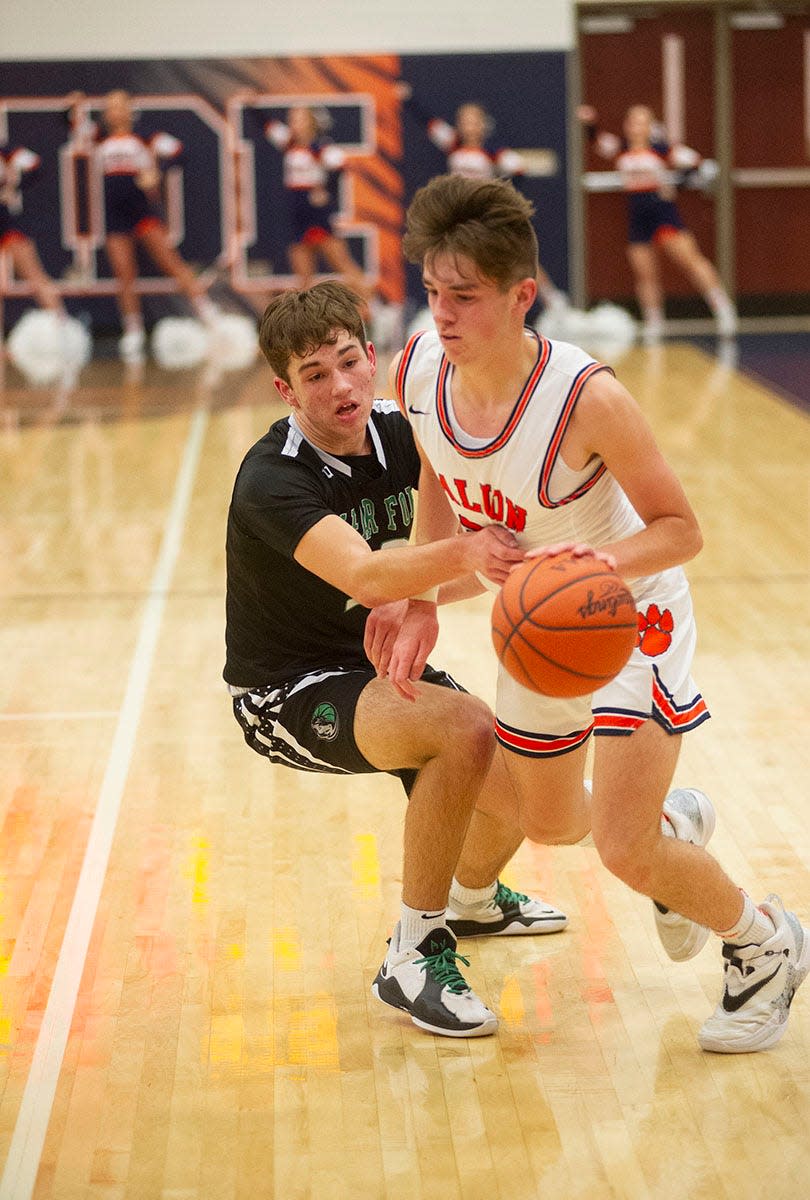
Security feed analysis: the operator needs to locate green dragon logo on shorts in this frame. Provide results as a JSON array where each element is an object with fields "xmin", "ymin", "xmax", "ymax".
[{"xmin": 311, "ymin": 701, "xmax": 338, "ymax": 741}]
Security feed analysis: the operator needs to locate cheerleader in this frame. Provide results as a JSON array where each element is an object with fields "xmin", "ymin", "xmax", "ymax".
[
  {"xmin": 579, "ymin": 104, "xmax": 737, "ymax": 341},
  {"xmin": 396, "ymin": 82, "xmax": 567, "ymax": 317},
  {"xmin": 71, "ymin": 90, "xmax": 218, "ymax": 359},
  {"xmin": 0, "ymin": 143, "xmax": 64, "ymax": 314},
  {"xmin": 264, "ymin": 106, "xmax": 372, "ymax": 307}
]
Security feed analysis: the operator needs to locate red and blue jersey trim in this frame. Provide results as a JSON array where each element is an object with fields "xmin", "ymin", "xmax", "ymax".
[
  {"xmin": 394, "ymin": 331, "xmax": 426, "ymax": 417},
  {"xmin": 537, "ymin": 361, "xmax": 612, "ymax": 509},
  {"xmin": 435, "ymin": 329, "xmax": 552, "ymax": 458}
]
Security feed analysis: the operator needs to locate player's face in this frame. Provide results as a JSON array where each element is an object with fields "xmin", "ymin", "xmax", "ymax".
[
  {"xmin": 423, "ymin": 253, "xmax": 536, "ymax": 365},
  {"xmin": 275, "ymin": 330, "xmax": 377, "ymax": 455}
]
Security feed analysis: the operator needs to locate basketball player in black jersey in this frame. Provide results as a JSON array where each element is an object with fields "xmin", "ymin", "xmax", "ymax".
[{"xmin": 224, "ymin": 281, "xmax": 567, "ymax": 1039}]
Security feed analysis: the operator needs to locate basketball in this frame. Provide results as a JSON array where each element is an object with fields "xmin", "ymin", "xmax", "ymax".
[{"xmin": 491, "ymin": 552, "xmax": 639, "ymax": 697}]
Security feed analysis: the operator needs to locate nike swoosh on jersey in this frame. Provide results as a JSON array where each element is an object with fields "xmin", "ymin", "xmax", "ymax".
[
  {"xmin": 408, "ymin": 405, "xmax": 430, "ymax": 415},
  {"xmin": 722, "ymin": 964, "xmax": 782, "ymax": 1013}
]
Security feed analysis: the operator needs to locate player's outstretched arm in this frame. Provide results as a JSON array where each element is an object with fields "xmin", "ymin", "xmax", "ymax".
[{"xmin": 294, "ymin": 511, "xmax": 523, "ymax": 610}]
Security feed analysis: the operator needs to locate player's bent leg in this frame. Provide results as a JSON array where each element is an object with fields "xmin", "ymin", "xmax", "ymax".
[
  {"xmin": 356, "ymin": 677, "xmax": 499, "ymax": 1035},
  {"xmin": 500, "ymin": 738, "xmax": 591, "ymax": 846},
  {"xmin": 591, "ymin": 720, "xmax": 742, "ymax": 931},
  {"xmin": 448, "ymin": 745, "xmax": 568, "ymax": 938},
  {"xmin": 232, "ymin": 669, "xmax": 498, "ymax": 1036},
  {"xmin": 657, "ymin": 787, "xmax": 716, "ymax": 960}
]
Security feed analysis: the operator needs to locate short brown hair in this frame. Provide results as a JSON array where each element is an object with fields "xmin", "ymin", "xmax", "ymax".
[
  {"xmin": 259, "ymin": 281, "xmax": 368, "ymax": 382},
  {"xmin": 402, "ymin": 174, "xmax": 539, "ymax": 289}
]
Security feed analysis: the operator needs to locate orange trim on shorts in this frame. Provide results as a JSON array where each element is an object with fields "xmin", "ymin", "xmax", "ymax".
[
  {"xmin": 652, "ymin": 225, "xmax": 682, "ymax": 245},
  {"xmin": 301, "ymin": 226, "xmax": 331, "ymax": 246},
  {"xmin": 134, "ymin": 215, "xmax": 165, "ymax": 237},
  {"xmin": 652, "ymin": 678, "xmax": 708, "ymax": 729},
  {"xmin": 495, "ymin": 719, "xmax": 594, "ymax": 758},
  {"xmin": 0, "ymin": 229, "xmax": 29, "ymax": 249}
]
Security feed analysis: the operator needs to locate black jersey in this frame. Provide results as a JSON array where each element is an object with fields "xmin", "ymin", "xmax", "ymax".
[{"xmin": 224, "ymin": 400, "xmax": 422, "ymax": 687}]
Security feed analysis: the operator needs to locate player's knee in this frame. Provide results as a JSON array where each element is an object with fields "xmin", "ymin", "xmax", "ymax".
[
  {"xmin": 522, "ymin": 813, "xmax": 585, "ymax": 846},
  {"xmin": 445, "ymin": 694, "xmax": 495, "ymax": 771}
]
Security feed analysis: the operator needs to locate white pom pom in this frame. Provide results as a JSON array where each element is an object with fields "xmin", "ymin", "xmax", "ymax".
[
  {"xmin": 151, "ymin": 316, "xmax": 210, "ymax": 369},
  {"xmin": 7, "ymin": 310, "xmax": 92, "ymax": 385},
  {"xmin": 537, "ymin": 302, "xmax": 637, "ymax": 355},
  {"xmin": 536, "ymin": 305, "xmax": 592, "ymax": 343},
  {"xmin": 206, "ymin": 313, "xmax": 259, "ymax": 371},
  {"xmin": 586, "ymin": 302, "xmax": 638, "ymax": 343},
  {"xmin": 406, "ymin": 306, "xmax": 435, "ymax": 338}
]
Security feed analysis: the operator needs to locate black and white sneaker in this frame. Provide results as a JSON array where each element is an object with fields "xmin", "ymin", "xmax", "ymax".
[
  {"xmin": 654, "ymin": 788, "xmax": 716, "ymax": 961},
  {"xmin": 446, "ymin": 881, "xmax": 568, "ymax": 938},
  {"xmin": 371, "ymin": 924, "xmax": 497, "ymax": 1037},
  {"xmin": 698, "ymin": 896, "xmax": 810, "ymax": 1053}
]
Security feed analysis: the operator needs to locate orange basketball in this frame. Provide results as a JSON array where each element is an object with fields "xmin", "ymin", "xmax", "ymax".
[{"xmin": 491, "ymin": 552, "xmax": 638, "ymax": 697}]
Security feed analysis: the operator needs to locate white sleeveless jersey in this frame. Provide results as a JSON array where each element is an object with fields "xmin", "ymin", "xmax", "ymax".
[{"xmin": 395, "ymin": 328, "xmax": 683, "ymax": 601}]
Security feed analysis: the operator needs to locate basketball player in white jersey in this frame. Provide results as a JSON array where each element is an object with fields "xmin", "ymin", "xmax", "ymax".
[
  {"xmin": 395, "ymin": 81, "xmax": 568, "ymax": 320},
  {"xmin": 381, "ymin": 173, "xmax": 808, "ymax": 1053}
]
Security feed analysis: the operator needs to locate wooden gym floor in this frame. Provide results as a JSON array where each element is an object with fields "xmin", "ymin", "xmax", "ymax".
[{"xmin": 1, "ymin": 333, "xmax": 809, "ymax": 1199}]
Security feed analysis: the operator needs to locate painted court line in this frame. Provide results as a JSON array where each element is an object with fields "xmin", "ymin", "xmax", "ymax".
[
  {"xmin": 0, "ymin": 711, "xmax": 119, "ymax": 722},
  {"xmin": 0, "ymin": 406, "xmax": 209, "ymax": 1200}
]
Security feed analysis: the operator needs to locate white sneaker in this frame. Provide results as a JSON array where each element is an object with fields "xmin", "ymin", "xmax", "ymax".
[
  {"xmin": 699, "ymin": 896, "xmax": 810, "ymax": 1053},
  {"xmin": 119, "ymin": 328, "xmax": 145, "ymax": 362},
  {"xmin": 654, "ymin": 788, "xmax": 716, "ymax": 961},
  {"xmin": 447, "ymin": 880, "xmax": 567, "ymax": 937},
  {"xmin": 371, "ymin": 923, "xmax": 497, "ymax": 1037}
]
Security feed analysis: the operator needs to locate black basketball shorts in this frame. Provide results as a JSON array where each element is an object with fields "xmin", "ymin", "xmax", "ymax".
[{"xmin": 231, "ymin": 664, "xmax": 465, "ymax": 793}]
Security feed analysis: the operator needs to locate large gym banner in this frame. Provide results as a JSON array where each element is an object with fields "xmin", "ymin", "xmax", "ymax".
[{"xmin": 0, "ymin": 53, "xmax": 569, "ymax": 330}]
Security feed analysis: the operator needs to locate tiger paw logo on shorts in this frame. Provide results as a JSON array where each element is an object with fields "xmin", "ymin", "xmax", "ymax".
[
  {"xmin": 637, "ymin": 604, "xmax": 674, "ymax": 656},
  {"xmin": 311, "ymin": 702, "xmax": 338, "ymax": 740}
]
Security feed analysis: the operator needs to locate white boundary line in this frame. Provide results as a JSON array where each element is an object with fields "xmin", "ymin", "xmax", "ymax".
[
  {"xmin": 0, "ymin": 711, "xmax": 119, "ymax": 722},
  {"xmin": 0, "ymin": 405, "xmax": 209, "ymax": 1200}
]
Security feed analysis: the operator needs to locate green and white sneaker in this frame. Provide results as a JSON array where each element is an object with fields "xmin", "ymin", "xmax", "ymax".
[
  {"xmin": 372, "ymin": 924, "xmax": 497, "ymax": 1037},
  {"xmin": 654, "ymin": 788, "xmax": 716, "ymax": 961},
  {"xmin": 447, "ymin": 881, "xmax": 568, "ymax": 938},
  {"xmin": 699, "ymin": 896, "xmax": 810, "ymax": 1053}
]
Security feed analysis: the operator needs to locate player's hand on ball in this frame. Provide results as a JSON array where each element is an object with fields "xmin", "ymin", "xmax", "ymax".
[{"xmin": 525, "ymin": 541, "xmax": 617, "ymax": 572}]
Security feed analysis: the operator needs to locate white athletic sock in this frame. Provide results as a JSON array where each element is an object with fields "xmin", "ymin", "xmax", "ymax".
[
  {"xmin": 705, "ymin": 286, "xmax": 735, "ymax": 315},
  {"xmin": 193, "ymin": 294, "xmax": 220, "ymax": 324},
  {"xmin": 450, "ymin": 878, "xmax": 497, "ymax": 909},
  {"xmin": 714, "ymin": 892, "xmax": 776, "ymax": 946},
  {"xmin": 399, "ymin": 902, "xmax": 448, "ymax": 951}
]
